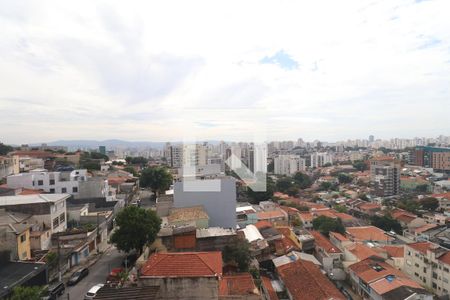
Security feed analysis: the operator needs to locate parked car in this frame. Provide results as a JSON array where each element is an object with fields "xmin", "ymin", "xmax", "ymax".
[
  {"xmin": 41, "ymin": 282, "xmax": 65, "ymax": 300},
  {"xmin": 84, "ymin": 284, "xmax": 104, "ymax": 300},
  {"xmin": 67, "ymin": 267, "xmax": 89, "ymax": 286}
]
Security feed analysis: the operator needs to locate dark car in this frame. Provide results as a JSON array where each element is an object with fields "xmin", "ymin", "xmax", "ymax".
[
  {"xmin": 67, "ymin": 267, "xmax": 89, "ymax": 286},
  {"xmin": 41, "ymin": 282, "xmax": 65, "ymax": 300}
]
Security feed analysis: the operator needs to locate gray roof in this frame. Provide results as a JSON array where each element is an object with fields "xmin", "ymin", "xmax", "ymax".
[{"xmin": 0, "ymin": 194, "xmax": 70, "ymax": 206}]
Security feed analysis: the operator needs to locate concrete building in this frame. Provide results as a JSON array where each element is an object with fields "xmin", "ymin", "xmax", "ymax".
[
  {"xmin": 310, "ymin": 152, "xmax": 333, "ymax": 168},
  {"xmin": 173, "ymin": 177, "xmax": 236, "ymax": 228},
  {"xmin": 18, "ymin": 156, "xmax": 45, "ymax": 172},
  {"xmin": 0, "ymin": 155, "xmax": 19, "ymax": 179},
  {"xmin": 274, "ymin": 155, "xmax": 306, "ymax": 175},
  {"xmin": 0, "ymin": 211, "xmax": 32, "ymax": 261},
  {"xmin": 0, "ymin": 194, "xmax": 69, "ymax": 234},
  {"xmin": 403, "ymin": 242, "xmax": 450, "ymax": 296},
  {"xmin": 7, "ymin": 169, "xmax": 110, "ymax": 199},
  {"xmin": 370, "ymin": 157, "xmax": 401, "ymax": 197},
  {"xmin": 412, "ymin": 146, "xmax": 450, "ymax": 172},
  {"xmin": 166, "ymin": 144, "xmax": 207, "ymax": 168}
]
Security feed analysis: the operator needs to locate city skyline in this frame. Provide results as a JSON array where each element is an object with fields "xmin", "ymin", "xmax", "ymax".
[{"xmin": 1, "ymin": 0, "xmax": 450, "ymax": 144}]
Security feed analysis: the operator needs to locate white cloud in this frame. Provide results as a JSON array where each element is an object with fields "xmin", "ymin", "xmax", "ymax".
[{"xmin": 0, "ymin": 0, "xmax": 449, "ymax": 144}]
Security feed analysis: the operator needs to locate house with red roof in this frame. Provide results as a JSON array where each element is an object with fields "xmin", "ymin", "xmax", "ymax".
[
  {"xmin": 219, "ymin": 273, "xmax": 260, "ymax": 299},
  {"xmin": 346, "ymin": 226, "xmax": 394, "ymax": 244},
  {"xmin": 140, "ymin": 251, "xmax": 223, "ymax": 299},
  {"xmin": 348, "ymin": 257, "xmax": 431, "ymax": 300},
  {"xmin": 309, "ymin": 230, "xmax": 343, "ymax": 273},
  {"xmin": 276, "ymin": 259, "xmax": 345, "ymax": 300}
]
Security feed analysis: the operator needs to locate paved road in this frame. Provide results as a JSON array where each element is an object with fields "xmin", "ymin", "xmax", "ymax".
[{"xmin": 63, "ymin": 247, "xmax": 123, "ymax": 300}]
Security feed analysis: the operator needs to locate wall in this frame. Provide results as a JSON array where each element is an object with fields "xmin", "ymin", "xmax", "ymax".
[
  {"xmin": 16, "ymin": 229, "xmax": 31, "ymax": 260},
  {"xmin": 140, "ymin": 277, "xmax": 219, "ymax": 300},
  {"xmin": 174, "ymin": 177, "xmax": 237, "ymax": 228}
]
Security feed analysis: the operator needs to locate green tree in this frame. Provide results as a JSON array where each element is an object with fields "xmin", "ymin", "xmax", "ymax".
[
  {"xmin": 420, "ymin": 197, "xmax": 439, "ymax": 211},
  {"xmin": 352, "ymin": 160, "xmax": 367, "ymax": 172},
  {"xmin": 0, "ymin": 143, "xmax": 14, "ymax": 155},
  {"xmin": 293, "ymin": 172, "xmax": 313, "ymax": 189},
  {"xmin": 319, "ymin": 181, "xmax": 332, "ymax": 191},
  {"xmin": 110, "ymin": 206, "xmax": 161, "ymax": 254},
  {"xmin": 223, "ymin": 239, "xmax": 251, "ymax": 271},
  {"xmin": 247, "ymin": 175, "xmax": 275, "ymax": 204},
  {"xmin": 334, "ymin": 205, "xmax": 347, "ymax": 213},
  {"xmin": 11, "ymin": 286, "xmax": 43, "ymax": 300},
  {"xmin": 140, "ymin": 166, "xmax": 173, "ymax": 195},
  {"xmin": 370, "ymin": 215, "xmax": 402, "ymax": 234},
  {"xmin": 337, "ymin": 173, "xmax": 352, "ymax": 184},
  {"xmin": 276, "ymin": 177, "xmax": 294, "ymax": 193},
  {"xmin": 415, "ymin": 184, "xmax": 429, "ymax": 193},
  {"xmin": 312, "ymin": 216, "xmax": 345, "ymax": 236},
  {"xmin": 123, "ymin": 166, "xmax": 138, "ymax": 176},
  {"xmin": 90, "ymin": 152, "xmax": 109, "ymax": 160}
]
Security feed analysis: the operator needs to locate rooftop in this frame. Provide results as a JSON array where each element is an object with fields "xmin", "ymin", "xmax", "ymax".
[
  {"xmin": 167, "ymin": 205, "xmax": 209, "ymax": 224},
  {"xmin": 349, "ymin": 258, "xmax": 404, "ymax": 284},
  {"xmin": 346, "ymin": 226, "xmax": 394, "ymax": 242},
  {"xmin": 0, "ymin": 194, "xmax": 70, "ymax": 206},
  {"xmin": 0, "ymin": 261, "xmax": 47, "ymax": 298},
  {"xmin": 310, "ymin": 230, "xmax": 342, "ymax": 254},
  {"xmin": 196, "ymin": 227, "xmax": 236, "ymax": 238},
  {"xmin": 277, "ymin": 259, "xmax": 344, "ymax": 300},
  {"xmin": 140, "ymin": 252, "xmax": 222, "ymax": 278},
  {"xmin": 219, "ymin": 273, "xmax": 259, "ymax": 296}
]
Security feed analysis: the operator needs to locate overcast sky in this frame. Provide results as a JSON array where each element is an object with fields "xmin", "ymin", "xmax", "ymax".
[{"xmin": 0, "ymin": 0, "xmax": 449, "ymax": 144}]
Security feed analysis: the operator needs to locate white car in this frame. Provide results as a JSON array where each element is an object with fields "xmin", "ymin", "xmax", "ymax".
[{"xmin": 84, "ymin": 283, "xmax": 104, "ymax": 300}]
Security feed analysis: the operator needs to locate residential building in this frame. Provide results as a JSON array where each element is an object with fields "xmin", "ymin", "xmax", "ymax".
[
  {"xmin": 403, "ymin": 242, "xmax": 450, "ymax": 296},
  {"xmin": 140, "ymin": 251, "xmax": 222, "ymax": 300},
  {"xmin": 413, "ymin": 146, "xmax": 450, "ymax": 171},
  {"xmin": 0, "ymin": 194, "xmax": 69, "ymax": 233},
  {"xmin": 166, "ymin": 205, "xmax": 209, "ymax": 229},
  {"xmin": 0, "ymin": 213, "xmax": 31, "ymax": 260},
  {"xmin": 219, "ymin": 273, "xmax": 260, "ymax": 299},
  {"xmin": 7, "ymin": 169, "xmax": 110, "ymax": 199},
  {"xmin": 346, "ymin": 226, "xmax": 394, "ymax": 244},
  {"xmin": 310, "ymin": 152, "xmax": 333, "ymax": 168},
  {"xmin": 273, "ymin": 155, "xmax": 305, "ymax": 175},
  {"xmin": 276, "ymin": 259, "xmax": 345, "ymax": 300},
  {"xmin": 0, "ymin": 155, "xmax": 19, "ymax": 179},
  {"xmin": 370, "ymin": 157, "xmax": 401, "ymax": 196},
  {"xmin": 349, "ymin": 257, "xmax": 432, "ymax": 300},
  {"xmin": 309, "ymin": 230, "xmax": 343, "ymax": 273}
]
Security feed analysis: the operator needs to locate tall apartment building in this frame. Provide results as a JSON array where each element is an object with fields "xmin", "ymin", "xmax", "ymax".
[
  {"xmin": 404, "ymin": 242, "xmax": 450, "ymax": 297},
  {"xmin": 310, "ymin": 152, "xmax": 333, "ymax": 168},
  {"xmin": 412, "ymin": 146, "xmax": 450, "ymax": 171},
  {"xmin": 166, "ymin": 144, "xmax": 207, "ymax": 168},
  {"xmin": 274, "ymin": 155, "xmax": 306, "ymax": 175},
  {"xmin": 370, "ymin": 157, "xmax": 400, "ymax": 197}
]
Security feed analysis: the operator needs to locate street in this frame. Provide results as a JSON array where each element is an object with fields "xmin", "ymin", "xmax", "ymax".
[{"xmin": 63, "ymin": 247, "xmax": 123, "ymax": 300}]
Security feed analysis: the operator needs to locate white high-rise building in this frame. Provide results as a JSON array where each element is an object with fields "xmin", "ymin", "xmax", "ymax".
[
  {"xmin": 310, "ymin": 152, "xmax": 333, "ymax": 168},
  {"xmin": 274, "ymin": 155, "xmax": 306, "ymax": 175}
]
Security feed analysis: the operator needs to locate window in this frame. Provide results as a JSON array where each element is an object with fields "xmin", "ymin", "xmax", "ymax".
[
  {"xmin": 432, "ymin": 282, "xmax": 437, "ymax": 289},
  {"xmin": 444, "ymin": 278, "xmax": 449, "ymax": 283},
  {"xmin": 59, "ymin": 213, "xmax": 65, "ymax": 224},
  {"xmin": 53, "ymin": 217, "xmax": 59, "ymax": 228},
  {"xmin": 20, "ymin": 234, "xmax": 26, "ymax": 243},
  {"xmin": 38, "ymin": 180, "xmax": 43, "ymax": 186},
  {"xmin": 49, "ymin": 179, "xmax": 55, "ymax": 185},
  {"xmin": 61, "ymin": 187, "xmax": 67, "ymax": 193},
  {"xmin": 444, "ymin": 267, "xmax": 449, "ymax": 273},
  {"xmin": 415, "ymin": 263, "xmax": 420, "ymax": 268},
  {"xmin": 72, "ymin": 187, "xmax": 78, "ymax": 193},
  {"xmin": 407, "ymin": 251, "xmax": 411, "ymax": 256},
  {"xmin": 49, "ymin": 188, "xmax": 55, "ymax": 193}
]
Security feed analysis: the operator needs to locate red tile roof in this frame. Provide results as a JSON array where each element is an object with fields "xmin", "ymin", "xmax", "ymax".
[
  {"xmin": 346, "ymin": 226, "xmax": 394, "ymax": 242},
  {"xmin": 140, "ymin": 252, "xmax": 222, "ymax": 278},
  {"xmin": 261, "ymin": 276, "xmax": 279, "ymax": 300},
  {"xmin": 277, "ymin": 260, "xmax": 345, "ymax": 300},
  {"xmin": 19, "ymin": 188, "xmax": 44, "ymax": 195},
  {"xmin": 257, "ymin": 210, "xmax": 287, "ymax": 220},
  {"xmin": 381, "ymin": 246, "xmax": 404, "ymax": 258},
  {"xmin": 310, "ymin": 231, "xmax": 342, "ymax": 254},
  {"xmin": 219, "ymin": 273, "xmax": 259, "ymax": 296},
  {"xmin": 438, "ymin": 252, "xmax": 450, "ymax": 265},
  {"xmin": 370, "ymin": 276, "xmax": 422, "ymax": 295},
  {"xmin": 407, "ymin": 242, "xmax": 436, "ymax": 255},
  {"xmin": 329, "ymin": 232, "xmax": 349, "ymax": 242},
  {"xmin": 254, "ymin": 220, "xmax": 273, "ymax": 230},
  {"xmin": 349, "ymin": 258, "xmax": 404, "ymax": 283},
  {"xmin": 414, "ymin": 223, "xmax": 439, "ymax": 234},
  {"xmin": 347, "ymin": 244, "xmax": 381, "ymax": 261}
]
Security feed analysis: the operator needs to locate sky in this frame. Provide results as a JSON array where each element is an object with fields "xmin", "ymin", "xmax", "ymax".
[{"xmin": 0, "ymin": 0, "xmax": 449, "ymax": 144}]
